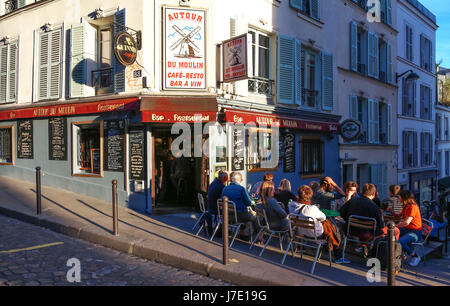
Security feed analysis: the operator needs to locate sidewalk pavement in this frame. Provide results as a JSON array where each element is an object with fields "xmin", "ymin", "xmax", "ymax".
[{"xmin": 0, "ymin": 175, "xmax": 449, "ymax": 286}]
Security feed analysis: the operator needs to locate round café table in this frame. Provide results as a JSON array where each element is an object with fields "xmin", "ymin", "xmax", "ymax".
[{"xmin": 321, "ymin": 209, "xmax": 340, "ymax": 218}]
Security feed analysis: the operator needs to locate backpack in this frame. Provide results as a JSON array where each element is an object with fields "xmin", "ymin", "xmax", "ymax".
[{"xmin": 370, "ymin": 236, "xmax": 402, "ymax": 272}]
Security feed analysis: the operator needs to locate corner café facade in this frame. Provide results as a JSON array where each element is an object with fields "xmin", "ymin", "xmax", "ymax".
[{"xmin": 0, "ymin": 95, "xmax": 341, "ymax": 214}]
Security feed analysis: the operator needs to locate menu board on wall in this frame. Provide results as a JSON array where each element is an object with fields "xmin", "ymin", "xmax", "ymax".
[
  {"xmin": 283, "ymin": 132, "xmax": 295, "ymax": 173},
  {"xmin": 103, "ymin": 120, "xmax": 125, "ymax": 172},
  {"xmin": 48, "ymin": 117, "xmax": 67, "ymax": 161},
  {"xmin": 129, "ymin": 126, "xmax": 145, "ymax": 180},
  {"xmin": 232, "ymin": 127, "xmax": 245, "ymax": 171},
  {"xmin": 0, "ymin": 127, "xmax": 12, "ymax": 163},
  {"xmin": 17, "ymin": 119, "xmax": 33, "ymax": 159}
]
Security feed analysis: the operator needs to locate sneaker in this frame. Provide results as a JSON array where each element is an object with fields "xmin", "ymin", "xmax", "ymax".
[
  {"xmin": 409, "ymin": 256, "xmax": 421, "ymax": 267},
  {"xmin": 355, "ymin": 246, "xmax": 363, "ymax": 253},
  {"xmin": 335, "ymin": 258, "xmax": 351, "ymax": 264}
]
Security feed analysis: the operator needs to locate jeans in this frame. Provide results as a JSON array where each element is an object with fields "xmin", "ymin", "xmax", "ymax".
[{"xmin": 399, "ymin": 228, "xmax": 423, "ymax": 255}]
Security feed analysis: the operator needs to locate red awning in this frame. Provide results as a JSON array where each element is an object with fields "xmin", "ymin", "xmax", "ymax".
[
  {"xmin": 0, "ymin": 98, "xmax": 140, "ymax": 121},
  {"xmin": 140, "ymin": 96, "xmax": 218, "ymax": 123},
  {"xmin": 225, "ymin": 109, "xmax": 339, "ymax": 132}
]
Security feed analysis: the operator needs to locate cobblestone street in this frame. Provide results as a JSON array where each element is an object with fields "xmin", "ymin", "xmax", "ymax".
[{"xmin": 0, "ymin": 215, "xmax": 233, "ymax": 286}]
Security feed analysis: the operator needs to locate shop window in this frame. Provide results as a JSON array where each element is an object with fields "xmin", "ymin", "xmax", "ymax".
[
  {"xmin": 72, "ymin": 121, "xmax": 103, "ymax": 176},
  {"xmin": 0, "ymin": 125, "xmax": 13, "ymax": 165},
  {"xmin": 247, "ymin": 128, "xmax": 276, "ymax": 171},
  {"xmin": 301, "ymin": 138, "xmax": 323, "ymax": 176}
]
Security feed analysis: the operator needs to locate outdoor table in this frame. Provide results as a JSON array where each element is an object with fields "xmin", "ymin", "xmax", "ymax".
[{"xmin": 321, "ymin": 209, "xmax": 340, "ymax": 218}]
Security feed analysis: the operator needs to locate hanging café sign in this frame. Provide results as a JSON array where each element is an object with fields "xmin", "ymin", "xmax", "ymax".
[
  {"xmin": 114, "ymin": 31, "xmax": 138, "ymax": 66},
  {"xmin": 340, "ymin": 119, "xmax": 362, "ymax": 141}
]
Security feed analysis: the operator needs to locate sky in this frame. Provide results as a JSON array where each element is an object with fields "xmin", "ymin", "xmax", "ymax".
[{"xmin": 420, "ymin": 0, "xmax": 450, "ymax": 68}]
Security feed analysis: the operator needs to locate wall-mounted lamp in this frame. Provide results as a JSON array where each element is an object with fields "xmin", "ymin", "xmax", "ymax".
[{"xmin": 396, "ymin": 69, "xmax": 420, "ymax": 84}]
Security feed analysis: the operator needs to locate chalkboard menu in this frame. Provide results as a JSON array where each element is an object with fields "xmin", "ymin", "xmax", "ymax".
[
  {"xmin": 103, "ymin": 120, "xmax": 125, "ymax": 172},
  {"xmin": 48, "ymin": 117, "xmax": 67, "ymax": 161},
  {"xmin": 0, "ymin": 127, "xmax": 12, "ymax": 163},
  {"xmin": 232, "ymin": 126, "xmax": 245, "ymax": 171},
  {"xmin": 129, "ymin": 126, "xmax": 145, "ymax": 180},
  {"xmin": 283, "ymin": 132, "xmax": 295, "ymax": 173},
  {"xmin": 17, "ymin": 119, "xmax": 33, "ymax": 159}
]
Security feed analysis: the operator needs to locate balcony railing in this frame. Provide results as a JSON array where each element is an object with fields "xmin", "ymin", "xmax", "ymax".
[
  {"xmin": 302, "ymin": 88, "xmax": 319, "ymax": 108},
  {"xmin": 92, "ymin": 68, "xmax": 113, "ymax": 94},
  {"xmin": 248, "ymin": 77, "xmax": 273, "ymax": 96}
]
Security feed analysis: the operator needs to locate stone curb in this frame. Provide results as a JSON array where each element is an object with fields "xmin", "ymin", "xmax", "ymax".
[{"xmin": 0, "ymin": 205, "xmax": 286, "ymax": 286}]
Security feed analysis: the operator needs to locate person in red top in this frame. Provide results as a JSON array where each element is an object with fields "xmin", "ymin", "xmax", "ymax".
[{"xmin": 397, "ymin": 190, "xmax": 423, "ymax": 267}]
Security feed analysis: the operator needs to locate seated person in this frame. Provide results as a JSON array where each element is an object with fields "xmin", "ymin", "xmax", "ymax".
[
  {"xmin": 274, "ymin": 179, "xmax": 297, "ymax": 214},
  {"xmin": 289, "ymin": 185, "xmax": 346, "ymax": 263},
  {"xmin": 313, "ymin": 177, "xmax": 345, "ymax": 210},
  {"xmin": 256, "ymin": 181, "xmax": 289, "ymax": 232},
  {"xmin": 249, "ymin": 173, "xmax": 274, "ymax": 201},
  {"xmin": 381, "ymin": 185, "xmax": 403, "ymax": 217},
  {"xmin": 339, "ymin": 184, "xmax": 385, "ymax": 256},
  {"xmin": 396, "ymin": 190, "xmax": 424, "ymax": 267},
  {"xmin": 205, "ymin": 170, "xmax": 229, "ymax": 233},
  {"xmin": 429, "ymin": 203, "xmax": 448, "ymax": 239},
  {"xmin": 222, "ymin": 172, "xmax": 261, "ymax": 239}
]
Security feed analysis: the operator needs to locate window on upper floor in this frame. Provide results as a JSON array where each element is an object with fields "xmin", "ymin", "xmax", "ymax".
[
  {"xmin": 289, "ymin": 0, "xmax": 320, "ymax": 21},
  {"xmin": 352, "ymin": 0, "xmax": 392, "ymax": 26},
  {"xmin": 350, "ymin": 22, "xmax": 393, "ymax": 84},
  {"xmin": 402, "ymin": 131, "xmax": 418, "ymax": 169},
  {"xmin": 37, "ymin": 26, "xmax": 63, "ymax": 101},
  {"xmin": 70, "ymin": 9, "xmax": 126, "ymax": 99},
  {"xmin": 406, "ymin": 25, "xmax": 414, "ymax": 62},
  {"xmin": 0, "ymin": 39, "xmax": 18, "ymax": 104},
  {"xmin": 349, "ymin": 96, "xmax": 392, "ymax": 145},
  {"xmin": 420, "ymin": 85, "xmax": 431, "ymax": 120},
  {"xmin": 421, "ymin": 132, "xmax": 433, "ymax": 167},
  {"xmin": 402, "ymin": 79, "xmax": 416, "ymax": 117},
  {"xmin": 436, "ymin": 114, "xmax": 442, "ymax": 140},
  {"xmin": 445, "ymin": 116, "xmax": 449, "ymax": 140},
  {"xmin": 248, "ymin": 29, "xmax": 272, "ymax": 96},
  {"xmin": 420, "ymin": 35, "xmax": 433, "ymax": 73},
  {"xmin": 301, "ymin": 48, "xmax": 320, "ymax": 109}
]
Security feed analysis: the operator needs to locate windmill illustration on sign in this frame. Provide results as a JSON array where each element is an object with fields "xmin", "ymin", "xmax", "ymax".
[
  {"xmin": 228, "ymin": 46, "xmax": 242, "ymax": 66},
  {"xmin": 169, "ymin": 25, "xmax": 202, "ymax": 59}
]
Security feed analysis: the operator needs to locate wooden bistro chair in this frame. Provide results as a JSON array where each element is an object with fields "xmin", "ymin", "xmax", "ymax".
[
  {"xmin": 281, "ymin": 214, "xmax": 332, "ymax": 274},
  {"xmin": 210, "ymin": 199, "xmax": 244, "ymax": 248},
  {"xmin": 249, "ymin": 206, "xmax": 289, "ymax": 257},
  {"xmin": 192, "ymin": 193, "xmax": 208, "ymax": 236},
  {"xmin": 341, "ymin": 215, "xmax": 377, "ymax": 262},
  {"xmin": 411, "ymin": 218, "xmax": 434, "ymax": 266}
]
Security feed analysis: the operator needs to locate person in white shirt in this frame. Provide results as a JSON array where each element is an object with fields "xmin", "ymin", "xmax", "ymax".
[{"xmin": 289, "ymin": 185, "xmax": 326, "ymax": 238}]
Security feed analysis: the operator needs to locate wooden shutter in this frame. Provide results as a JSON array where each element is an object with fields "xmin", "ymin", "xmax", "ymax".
[
  {"xmin": 387, "ymin": 104, "xmax": 392, "ymax": 144},
  {"xmin": 0, "ymin": 45, "xmax": 8, "ymax": 103},
  {"xmin": 321, "ymin": 52, "xmax": 333, "ymax": 110},
  {"xmin": 295, "ymin": 39, "xmax": 302, "ymax": 105},
  {"xmin": 18, "ymin": 0, "xmax": 25, "ymax": 8},
  {"xmin": 350, "ymin": 22, "xmax": 358, "ymax": 72},
  {"xmin": 49, "ymin": 29, "xmax": 62, "ymax": 99},
  {"xmin": 350, "ymin": 95, "xmax": 358, "ymax": 120},
  {"xmin": 71, "ymin": 23, "xmax": 86, "ymax": 98},
  {"xmin": 38, "ymin": 31, "xmax": 50, "ymax": 100},
  {"xmin": 420, "ymin": 34, "xmax": 425, "ymax": 69},
  {"xmin": 277, "ymin": 35, "xmax": 295, "ymax": 104},
  {"xmin": 420, "ymin": 132, "xmax": 425, "ymax": 166},
  {"xmin": 386, "ymin": 0, "xmax": 392, "ymax": 26},
  {"xmin": 369, "ymin": 99, "xmax": 379, "ymax": 143},
  {"xmin": 402, "ymin": 131, "xmax": 408, "ymax": 168},
  {"xmin": 311, "ymin": 0, "xmax": 320, "ymax": 20},
  {"xmin": 387, "ymin": 42, "xmax": 393, "ymax": 84},
  {"xmin": 413, "ymin": 131, "xmax": 418, "ymax": 167},
  {"xmin": 7, "ymin": 42, "xmax": 17, "ymax": 103},
  {"xmin": 113, "ymin": 9, "xmax": 126, "ymax": 93},
  {"xmin": 368, "ymin": 32, "xmax": 375, "ymax": 77},
  {"xmin": 290, "ymin": 0, "xmax": 303, "ymax": 10}
]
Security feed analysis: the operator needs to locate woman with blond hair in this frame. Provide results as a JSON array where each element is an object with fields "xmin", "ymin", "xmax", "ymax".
[
  {"xmin": 274, "ymin": 179, "xmax": 297, "ymax": 214},
  {"xmin": 256, "ymin": 181, "xmax": 289, "ymax": 231},
  {"xmin": 397, "ymin": 190, "xmax": 423, "ymax": 267}
]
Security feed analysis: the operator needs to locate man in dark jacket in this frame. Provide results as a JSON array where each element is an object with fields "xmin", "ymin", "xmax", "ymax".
[
  {"xmin": 205, "ymin": 171, "xmax": 229, "ymax": 233},
  {"xmin": 339, "ymin": 184, "xmax": 384, "ymax": 256}
]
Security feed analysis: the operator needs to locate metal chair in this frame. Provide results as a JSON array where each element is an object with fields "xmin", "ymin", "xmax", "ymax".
[
  {"xmin": 341, "ymin": 215, "xmax": 377, "ymax": 262},
  {"xmin": 192, "ymin": 193, "xmax": 208, "ymax": 236},
  {"xmin": 281, "ymin": 214, "xmax": 332, "ymax": 274},
  {"xmin": 249, "ymin": 206, "xmax": 289, "ymax": 257},
  {"xmin": 411, "ymin": 218, "xmax": 434, "ymax": 266},
  {"xmin": 210, "ymin": 199, "xmax": 243, "ymax": 248}
]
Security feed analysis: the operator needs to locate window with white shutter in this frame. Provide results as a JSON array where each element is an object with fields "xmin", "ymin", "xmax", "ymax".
[
  {"xmin": 295, "ymin": 39, "xmax": 302, "ymax": 105},
  {"xmin": 350, "ymin": 22, "xmax": 358, "ymax": 72},
  {"xmin": 290, "ymin": 0, "xmax": 320, "ymax": 21},
  {"xmin": 368, "ymin": 99, "xmax": 379, "ymax": 144},
  {"xmin": 0, "ymin": 41, "xmax": 18, "ymax": 104},
  {"xmin": 38, "ymin": 27, "xmax": 63, "ymax": 101},
  {"xmin": 277, "ymin": 35, "xmax": 295, "ymax": 104},
  {"xmin": 386, "ymin": 42, "xmax": 393, "ymax": 84},
  {"xmin": 406, "ymin": 25, "xmax": 413, "ymax": 61},
  {"xmin": 420, "ymin": 35, "xmax": 433, "ymax": 72},
  {"xmin": 322, "ymin": 52, "xmax": 333, "ymax": 111},
  {"xmin": 368, "ymin": 33, "xmax": 379, "ymax": 79},
  {"xmin": 420, "ymin": 85, "xmax": 431, "ymax": 120}
]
